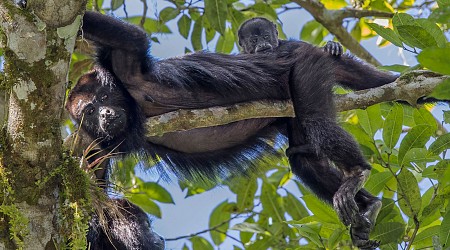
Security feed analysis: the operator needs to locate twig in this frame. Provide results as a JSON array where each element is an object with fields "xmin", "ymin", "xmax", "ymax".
[
  {"xmin": 165, "ymin": 212, "xmax": 252, "ymax": 241},
  {"xmin": 140, "ymin": 0, "xmax": 148, "ymax": 27}
]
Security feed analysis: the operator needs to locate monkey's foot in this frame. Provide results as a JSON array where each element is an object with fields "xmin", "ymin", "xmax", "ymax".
[
  {"xmin": 324, "ymin": 41, "xmax": 343, "ymax": 56},
  {"xmin": 333, "ymin": 183, "xmax": 359, "ymax": 226},
  {"xmin": 350, "ymin": 216, "xmax": 380, "ymax": 250}
]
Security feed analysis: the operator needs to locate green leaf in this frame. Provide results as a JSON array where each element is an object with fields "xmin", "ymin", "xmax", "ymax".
[
  {"xmin": 228, "ymin": 177, "xmax": 257, "ymax": 211},
  {"xmin": 393, "ymin": 13, "xmax": 415, "ymax": 27},
  {"xmin": 252, "ymin": 3, "xmax": 277, "ymax": 20},
  {"xmin": 371, "ymin": 222, "xmax": 405, "ymax": 245},
  {"xmin": 441, "ymin": 210, "xmax": 450, "ymax": 247},
  {"xmin": 260, "ymin": 182, "xmax": 285, "ymax": 222},
  {"xmin": 159, "ymin": 7, "xmax": 179, "ymax": 22},
  {"xmin": 342, "ymin": 123, "xmax": 377, "ymax": 153},
  {"xmin": 413, "ymin": 226, "xmax": 440, "ymax": 249},
  {"xmin": 403, "ymin": 148, "xmax": 440, "ymax": 169},
  {"xmin": 209, "ymin": 201, "xmax": 231, "ymax": 246},
  {"xmin": 366, "ymin": 22, "xmax": 403, "ymax": 47},
  {"xmin": 397, "ymin": 168, "xmax": 422, "ymax": 217},
  {"xmin": 327, "ymin": 228, "xmax": 344, "ymax": 249},
  {"xmin": 430, "ymin": 6, "xmax": 450, "ymax": 23},
  {"xmin": 321, "ymin": 0, "xmax": 347, "ymax": 9},
  {"xmin": 126, "ymin": 17, "xmax": 171, "ymax": 34},
  {"xmin": 429, "ymin": 133, "xmax": 450, "ymax": 155},
  {"xmin": 204, "ymin": 0, "xmax": 227, "ymax": 35},
  {"xmin": 231, "ymin": 222, "xmax": 268, "ymax": 234},
  {"xmin": 383, "ymin": 104, "xmax": 404, "ymax": 150},
  {"xmin": 397, "ymin": 25, "xmax": 438, "ymax": 49},
  {"xmin": 215, "ymin": 29, "xmax": 235, "ymax": 53},
  {"xmin": 284, "ymin": 192, "xmax": 309, "ymax": 220},
  {"xmin": 140, "ymin": 182, "xmax": 174, "ymax": 204},
  {"xmin": 378, "ymin": 64, "xmax": 411, "ymax": 73},
  {"xmin": 430, "ymin": 79, "xmax": 450, "ymax": 100},
  {"xmin": 111, "ymin": 0, "xmax": 124, "ymax": 11},
  {"xmin": 302, "ymin": 195, "xmax": 340, "ymax": 224},
  {"xmin": 415, "ymin": 19, "xmax": 447, "ymax": 48},
  {"xmin": 413, "ymin": 108, "xmax": 438, "ymax": 131},
  {"xmin": 357, "ymin": 105, "xmax": 383, "ymax": 137},
  {"xmin": 300, "ymin": 20, "xmax": 326, "ymax": 45},
  {"xmin": 364, "ymin": 171, "xmax": 393, "ymax": 194},
  {"xmin": 418, "ymin": 47, "xmax": 450, "ymax": 75},
  {"xmin": 438, "ymin": 0, "xmax": 450, "ymax": 7},
  {"xmin": 291, "ymin": 224, "xmax": 323, "ymax": 247},
  {"xmin": 445, "ymin": 111, "xmax": 450, "ymax": 124},
  {"xmin": 127, "ymin": 194, "xmax": 161, "ymax": 218},
  {"xmin": 177, "ymin": 15, "xmax": 191, "ymax": 39},
  {"xmin": 228, "ymin": 7, "xmax": 246, "ymax": 36},
  {"xmin": 191, "ymin": 18, "xmax": 203, "ymax": 51},
  {"xmin": 190, "ymin": 236, "xmax": 214, "ymax": 250},
  {"xmin": 398, "ymin": 124, "xmax": 433, "ymax": 165},
  {"xmin": 239, "ymin": 217, "xmax": 254, "ymax": 244}
]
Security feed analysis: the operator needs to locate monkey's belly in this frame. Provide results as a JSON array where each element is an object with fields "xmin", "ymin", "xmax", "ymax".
[{"xmin": 147, "ymin": 118, "xmax": 277, "ymax": 153}]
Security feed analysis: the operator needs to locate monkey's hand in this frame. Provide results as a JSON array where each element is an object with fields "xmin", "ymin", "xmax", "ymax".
[{"xmin": 323, "ymin": 41, "xmax": 343, "ymax": 56}]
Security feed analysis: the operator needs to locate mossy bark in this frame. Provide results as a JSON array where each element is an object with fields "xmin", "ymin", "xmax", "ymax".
[{"xmin": 0, "ymin": 1, "xmax": 88, "ymax": 249}]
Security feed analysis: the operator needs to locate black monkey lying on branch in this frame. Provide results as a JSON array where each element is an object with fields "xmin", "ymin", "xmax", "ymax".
[
  {"xmin": 67, "ymin": 11, "xmax": 397, "ymax": 249},
  {"xmin": 237, "ymin": 17, "xmax": 385, "ymax": 249}
]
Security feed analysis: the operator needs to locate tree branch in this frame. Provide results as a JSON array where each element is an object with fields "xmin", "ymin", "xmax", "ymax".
[
  {"xmin": 145, "ymin": 71, "xmax": 446, "ymax": 136},
  {"xmin": 290, "ymin": 0, "xmax": 392, "ymax": 66},
  {"xmin": 333, "ymin": 8, "xmax": 394, "ymax": 20}
]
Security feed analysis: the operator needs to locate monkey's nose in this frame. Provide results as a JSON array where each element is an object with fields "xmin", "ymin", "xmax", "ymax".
[{"xmin": 99, "ymin": 107, "xmax": 115, "ymax": 119}]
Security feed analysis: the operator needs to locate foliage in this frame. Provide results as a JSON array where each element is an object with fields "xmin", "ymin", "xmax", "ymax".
[{"xmin": 66, "ymin": 0, "xmax": 450, "ymax": 249}]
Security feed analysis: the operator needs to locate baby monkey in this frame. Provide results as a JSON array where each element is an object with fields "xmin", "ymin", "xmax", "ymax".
[{"xmin": 238, "ymin": 17, "xmax": 343, "ymax": 56}]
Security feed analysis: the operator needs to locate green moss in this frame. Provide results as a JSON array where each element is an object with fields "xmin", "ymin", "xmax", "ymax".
[
  {"xmin": 0, "ymin": 165, "xmax": 29, "ymax": 249},
  {"xmin": 0, "ymin": 205, "xmax": 29, "ymax": 249},
  {"xmin": 35, "ymin": 153, "xmax": 92, "ymax": 249}
]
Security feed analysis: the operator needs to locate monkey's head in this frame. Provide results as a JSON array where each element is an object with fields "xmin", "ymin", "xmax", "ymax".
[
  {"xmin": 238, "ymin": 17, "xmax": 279, "ymax": 54},
  {"xmin": 66, "ymin": 69, "xmax": 133, "ymax": 146}
]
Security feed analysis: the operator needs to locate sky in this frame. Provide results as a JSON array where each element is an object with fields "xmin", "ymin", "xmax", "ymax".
[{"xmin": 108, "ymin": 1, "xmax": 422, "ymax": 249}]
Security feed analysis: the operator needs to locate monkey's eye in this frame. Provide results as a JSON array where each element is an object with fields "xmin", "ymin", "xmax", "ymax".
[
  {"xmin": 251, "ymin": 39, "xmax": 257, "ymax": 44},
  {"xmin": 84, "ymin": 104, "xmax": 95, "ymax": 115},
  {"xmin": 264, "ymin": 35, "xmax": 269, "ymax": 40},
  {"xmin": 100, "ymin": 94, "xmax": 108, "ymax": 102}
]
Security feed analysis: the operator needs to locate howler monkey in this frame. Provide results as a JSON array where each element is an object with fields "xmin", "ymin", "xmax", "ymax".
[
  {"xmin": 238, "ymin": 17, "xmax": 343, "ymax": 56},
  {"xmin": 87, "ymin": 199, "xmax": 165, "ymax": 250},
  {"xmin": 238, "ymin": 17, "xmax": 384, "ymax": 248},
  {"xmin": 67, "ymin": 11, "xmax": 398, "ymax": 249}
]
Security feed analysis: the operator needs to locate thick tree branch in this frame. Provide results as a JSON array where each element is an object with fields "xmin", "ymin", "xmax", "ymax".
[
  {"xmin": 145, "ymin": 71, "xmax": 446, "ymax": 136},
  {"xmin": 291, "ymin": 0, "xmax": 394, "ymax": 66}
]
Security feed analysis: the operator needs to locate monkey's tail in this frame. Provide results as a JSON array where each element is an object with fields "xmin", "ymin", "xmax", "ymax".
[{"xmin": 335, "ymin": 55, "xmax": 399, "ymax": 90}]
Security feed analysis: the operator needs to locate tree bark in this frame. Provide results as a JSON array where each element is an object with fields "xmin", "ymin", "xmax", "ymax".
[{"xmin": 0, "ymin": 1, "xmax": 86, "ymax": 249}]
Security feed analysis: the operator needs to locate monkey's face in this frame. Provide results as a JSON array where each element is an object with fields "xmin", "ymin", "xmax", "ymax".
[
  {"xmin": 66, "ymin": 71, "xmax": 131, "ymax": 145},
  {"xmin": 238, "ymin": 18, "xmax": 279, "ymax": 54}
]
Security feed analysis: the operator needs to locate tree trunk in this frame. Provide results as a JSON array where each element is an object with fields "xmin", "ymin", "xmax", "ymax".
[{"xmin": 0, "ymin": 1, "xmax": 87, "ymax": 249}]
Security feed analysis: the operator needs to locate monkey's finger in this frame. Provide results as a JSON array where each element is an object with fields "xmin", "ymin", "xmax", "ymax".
[
  {"xmin": 333, "ymin": 192, "xmax": 358, "ymax": 226},
  {"xmin": 336, "ymin": 44, "xmax": 343, "ymax": 56}
]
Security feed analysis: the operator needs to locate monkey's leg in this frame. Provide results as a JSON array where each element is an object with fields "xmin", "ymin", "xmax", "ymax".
[{"xmin": 300, "ymin": 118, "xmax": 381, "ymax": 249}]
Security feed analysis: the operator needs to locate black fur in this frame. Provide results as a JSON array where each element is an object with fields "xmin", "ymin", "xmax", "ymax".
[
  {"xmin": 68, "ymin": 12, "xmax": 398, "ymax": 249},
  {"xmin": 87, "ymin": 199, "xmax": 165, "ymax": 250}
]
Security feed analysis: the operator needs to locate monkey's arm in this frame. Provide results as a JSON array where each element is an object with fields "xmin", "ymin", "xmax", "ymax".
[
  {"xmin": 82, "ymin": 11, "xmax": 149, "ymax": 54},
  {"xmin": 82, "ymin": 11, "xmax": 152, "ymax": 82}
]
